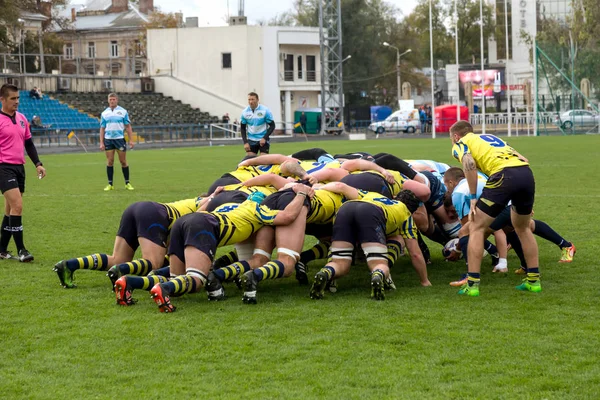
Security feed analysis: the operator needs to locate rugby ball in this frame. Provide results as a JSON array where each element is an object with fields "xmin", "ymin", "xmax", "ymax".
[{"xmin": 442, "ymin": 238, "xmax": 462, "ymax": 260}]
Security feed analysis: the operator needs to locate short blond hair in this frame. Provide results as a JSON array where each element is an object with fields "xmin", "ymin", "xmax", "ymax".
[
  {"xmin": 107, "ymin": 92, "xmax": 118, "ymax": 99},
  {"xmin": 450, "ymin": 120, "xmax": 473, "ymax": 137}
]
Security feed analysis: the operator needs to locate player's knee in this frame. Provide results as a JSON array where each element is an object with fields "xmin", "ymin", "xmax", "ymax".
[
  {"xmin": 120, "ymin": 160, "xmax": 128, "ymax": 168},
  {"xmin": 9, "ymin": 203, "xmax": 23, "ymax": 215},
  {"xmin": 106, "ymin": 160, "xmax": 114, "ymax": 166}
]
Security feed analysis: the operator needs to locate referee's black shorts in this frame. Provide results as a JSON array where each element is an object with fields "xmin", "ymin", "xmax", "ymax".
[{"xmin": 0, "ymin": 164, "xmax": 26, "ymax": 193}]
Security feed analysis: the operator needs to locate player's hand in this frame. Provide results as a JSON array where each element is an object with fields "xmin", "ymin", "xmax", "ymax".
[
  {"xmin": 36, "ymin": 165, "xmax": 46, "ymax": 179},
  {"xmin": 445, "ymin": 251, "xmax": 461, "ymax": 262},
  {"xmin": 259, "ymin": 138, "xmax": 266, "ymax": 146},
  {"xmin": 99, "ymin": 143, "xmax": 105, "ymax": 151},
  {"xmin": 213, "ymin": 186, "xmax": 224, "ymax": 195},
  {"xmin": 305, "ymin": 175, "xmax": 318, "ymax": 185},
  {"xmin": 468, "ymin": 199, "xmax": 477, "ymax": 222},
  {"xmin": 293, "ymin": 184, "xmax": 314, "ymax": 198},
  {"xmin": 383, "ymin": 171, "xmax": 396, "ymax": 184},
  {"xmin": 129, "ymin": 142, "xmax": 135, "ymax": 149},
  {"xmin": 243, "ymin": 143, "xmax": 251, "ymax": 152}
]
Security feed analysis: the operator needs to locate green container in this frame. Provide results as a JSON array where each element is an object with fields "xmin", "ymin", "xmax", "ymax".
[{"xmin": 293, "ymin": 108, "xmax": 324, "ymax": 134}]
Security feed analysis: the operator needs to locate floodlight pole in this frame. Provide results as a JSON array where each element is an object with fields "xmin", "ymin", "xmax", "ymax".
[
  {"xmin": 429, "ymin": 0, "xmax": 436, "ymax": 138},
  {"xmin": 479, "ymin": 0, "xmax": 486, "ymax": 134}
]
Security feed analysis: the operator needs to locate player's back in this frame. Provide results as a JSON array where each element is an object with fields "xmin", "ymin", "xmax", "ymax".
[
  {"xmin": 307, "ymin": 189, "xmax": 344, "ymax": 225},
  {"xmin": 208, "ymin": 200, "xmax": 279, "ymax": 246},
  {"xmin": 161, "ymin": 197, "xmax": 203, "ymax": 228},
  {"xmin": 350, "ymin": 190, "xmax": 412, "ymax": 236},
  {"xmin": 452, "ymin": 133, "xmax": 528, "ymax": 176}
]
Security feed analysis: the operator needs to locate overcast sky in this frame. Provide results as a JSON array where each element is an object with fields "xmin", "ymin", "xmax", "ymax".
[{"xmin": 151, "ymin": 0, "xmax": 419, "ymax": 26}]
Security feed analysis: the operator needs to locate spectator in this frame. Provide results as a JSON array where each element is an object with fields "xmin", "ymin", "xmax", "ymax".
[
  {"xmin": 419, "ymin": 107, "xmax": 427, "ymax": 133},
  {"xmin": 233, "ymin": 118, "xmax": 239, "ymax": 134},
  {"xmin": 222, "ymin": 113, "xmax": 231, "ymax": 138},
  {"xmin": 31, "ymin": 115, "xmax": 43, "ymax": 128},
  {"xmin": 316, "ymin": 113, "xmax": 322, "ymax": 134},
  {"xmin": 29, "ymin": 87, "xmax": 41, "ymax": 100},
  {"xmin": 299, "ymin": 112, "xmax": 307, "ymax": 133}
]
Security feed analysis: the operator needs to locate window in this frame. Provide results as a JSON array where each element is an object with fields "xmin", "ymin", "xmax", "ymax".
[
  {"xmin": 88, "ymin": 42, "xmax": 96, "ymax": 58},
  {"xmin": 222, "ymin": 53, "xmax": 232, "ymax": 69},
  {"xmin": 135, "ymin": 40, "xmax": 142, "ymax": 56},
  {"xmin": 110, "ymin": 41, "xmax": 119, "ymax": 58},
  {"xmin": 64, "ymin": 43, "xmax": 73, "ymax": 60},
  {"xmin": 306, "ymin": 55, "xmax": 316, "ymax": 82},
  {"xmin": 284, "ymin": 54, "xmax": 294, "ymax": 81},
  {"xmin": 297, "ymin": 55, "xmax": 303, "ymax": 80}
]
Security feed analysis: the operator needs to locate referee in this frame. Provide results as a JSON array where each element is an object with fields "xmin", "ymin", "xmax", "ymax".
[
  {"xmin": 240, "ymin": 92, "xmax": 275, "ymax": 158},
  {"xmin": 0, "ymin": 84, "xmax": 46, "ymax": 262}
]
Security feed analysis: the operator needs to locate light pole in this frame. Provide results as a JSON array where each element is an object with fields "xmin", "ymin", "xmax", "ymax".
[
  {"xmin": 17, "ymin": 18, "xmax": 25, "ymax": 74},
  {"xmin": 383, "ymin": 42, "xmax": 411, "ymax": 103}
]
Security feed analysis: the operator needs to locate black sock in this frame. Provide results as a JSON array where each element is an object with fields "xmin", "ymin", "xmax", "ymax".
[
  {"xmin": 506, "ymin": 231, "xmax": 527, "ymax": 268},
  {"xmin": 425, "ymin": 224, "xmax": 450, "ymax": 245},
  {"xmin": 9, "ymin": 215, "xmax": 24, "ymax": 251},
  {"xmin": 533, "ymin": 220, "xmax": 570, "ymax": 248},
  {"xmin": 122, "ymin": 166, "xmax": 130, "ymax": 184},
  {"xmin": 374, "ymin": 154, "xmax": 417, "ymax": 179},
  {"xmin": 417, "ymin": 232, "xmax": 431, "ymax": 261},
  {"xmin": 484, "ymin": 240, "xmax": 498, "ymax": 256},
  {"xmin": 291, "ymin": 148, "xmax": 328, "ymax": 160},
  {"xmin": 458, "ymin": 236, "xmax": 469, "ymax": 263},
  {"xmin": 0, "ymin": 215, "xmax": 11, "ymax": 252},
  {"xmin": 107, "ymin": 166, "xmax": 114, "ymax": 185}
]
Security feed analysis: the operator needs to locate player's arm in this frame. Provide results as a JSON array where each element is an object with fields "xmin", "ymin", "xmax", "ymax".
[
  {"xmin": 402, "ymin": 180, "xmax": 431, "ymax": 202},
  {"xmin": 24, "ymin": 122, "xmax": 45, "ymax": 179},
  {"xmin": 99, "ymin": 126, "xmax": 105, "ymax": 150},
  {"xmin": 341, "ymin": 159, "xmax": 395, "ymax": 184},
  {"xmin": 281, "ymin": 160, "xmax": 317, "ymax": 184},
  {"xmin": 197, "ymin": 186, "xmax": 225, "ymax": 212},
  {"xmin": 243, "ymin": 174, "xmax": 291, "ymax": 189},
  {"xmin": 310, "ymin": 168, "xmax": 348, "ymax": 183},
  {"xmin": 461, "ymin": 153, "xmax": 479, "ymax": 220},
  {"xmin": 239, "ymin": 154, "xmax": 296, "ymax": 166},
  {"xmin": 272, "ymin": 184, "xmax": 313, "ymax": 226},
  {"xmin": 511, "ymin": 148, "xmax": 529, "ymax": 163},
  {"xmin": 403, "ymin": 236, "xmax": 431, "ymax": 287},
  {"xmin": 318, "ymin": 182, "xmax": 360, "ymax": 200},
  {"xmin": 262, "ymin": 111, "xmax": 276, "ymax": 142}
]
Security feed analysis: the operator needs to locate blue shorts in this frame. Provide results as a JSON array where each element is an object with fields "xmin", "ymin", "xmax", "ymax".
[{"xmin": 105, "ymin": 138, "xmax": 127, "ymax": 152}]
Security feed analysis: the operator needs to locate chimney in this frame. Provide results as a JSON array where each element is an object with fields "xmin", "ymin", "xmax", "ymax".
[
  {"xmin": 110, "ymin": 0, "xmax": 128, "ymax": 13},
  {"xmin": 71, "ymin": 7, "xmax": 76, "ymax": 22},
  {"xmin": 39, "ymin": 1, "xmax": 52, "ymax": 18},
  {"xmin": 139, "ymin": 0, "xmax": 154, "ymax": 14}
]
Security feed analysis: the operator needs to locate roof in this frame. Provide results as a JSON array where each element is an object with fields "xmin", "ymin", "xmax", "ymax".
[
  {"xmin": 54, "ymin": 1, "xmax": 148, "ymax": 32},
  {"xmin": 20, "ymin": 12, "xmax": 49, "ymax": 22}
]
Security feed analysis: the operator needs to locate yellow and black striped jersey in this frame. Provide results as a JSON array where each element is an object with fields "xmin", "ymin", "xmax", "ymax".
[
  {"xmin": 349, "ymin": 169, "xmax": 408, "ymax": 197},
  {"xmin": 298, "ymin": 160, "xmax": 342, "ymax": 175},
  {"xmin": 452, "ymin": 133, "xmax": 528, "ymax": 176},
  {"xmin": 222, "ymin": 184, "xmax": 277, "ymax": 197},
  {"xmin": 161, "ymin": 197, "xmax": 204, "ymax": 229},
  {"xmin": 398, "ymin": 216, "xmax": 418, "ymax": 240},
  {"xmin": 347, "ymin": 190, "xmax": 413, "ymax": 237},
  {"xmin": 306, "ymin": 189, "xmax": 345, "ymax": 225},
  {"xmin": 204, "ymin": 200, "xmax": 280, "ymax": 247},
  {"xmin": 228, "ymin": 164, "xmax": 282, "ymax": 182}
]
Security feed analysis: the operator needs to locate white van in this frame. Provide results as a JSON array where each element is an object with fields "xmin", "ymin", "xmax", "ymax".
[{"xmin": 368, "ymin": 109, "xmax": 420, "ymax": 134}]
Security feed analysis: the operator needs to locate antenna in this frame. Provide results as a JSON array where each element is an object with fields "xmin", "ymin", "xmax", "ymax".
[{"xmin": 238, "ymin": 0, "xmax": 244, "ymax": 17}]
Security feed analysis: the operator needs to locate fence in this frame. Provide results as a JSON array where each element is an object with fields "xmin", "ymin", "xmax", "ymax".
[{"xmin": 31, "ymin": 123, "xmax": 295, "ymax": 150}]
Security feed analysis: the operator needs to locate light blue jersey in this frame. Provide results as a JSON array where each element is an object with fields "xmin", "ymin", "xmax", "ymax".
[
  {"xmin": 407, "ymin": 159, "xmax": 451, "ymax": 174},
  {"xmin": 451, "ymin": 177, "xmax": 487, "ymax": 220},
  {"xmin": 240, "ymin": 104, "xmax": 274, "ymax": 141},
  {"xmin": 100, "ymin": 106, "xmax": 130, "ymax": 139}
]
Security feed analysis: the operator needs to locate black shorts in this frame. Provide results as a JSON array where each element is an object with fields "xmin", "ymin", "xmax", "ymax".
[
  {"xmin": 489, "ymin": 205, "xmax": 513, "ymax": 231},
  {"xmin": 168, "ymin": 213, "xmax": 220, "ymax": 262},
  {"xmin": 305, "ymin": 223, "xmax": 333, "ymax": 239},
  {"xmin": 332, "ymin": 202, "xmax": 387, "ymax": 245},
  {"xmin": 208, "ymin": 174, "xmax": 242, "ymax": 195},
  {"xmin": 262, "ymin": 189, "xmax": 310, "ymax": 210},
  {"xmin": 478, "ymin": 166, "xmax": 535, "ymax": 217},
  {"xmin": 248, "ymin": 139, "xmax": 270, "ymax": 154},
  {"xmin": 0, "ymin": 164, "xmax": 25, "ymax": 193},
  {"xmin": 340, "ymin": 172, "xmax": 392, "ymax": 198},
  {"xmin": 105, "ymin": 138, "xmax": 127, "ymax": 152},
  {"xmin": 205, "ymin": 190, "xmax": 248, "ymax": 212},
  {"xmin": 117, "ymin": 202, "xmax": 170, "ymax": 250}
]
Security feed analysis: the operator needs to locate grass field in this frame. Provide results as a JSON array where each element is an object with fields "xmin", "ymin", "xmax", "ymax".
[{"xmin": 1, "ymin": 135, "xmax": 599, "ymax": 399}]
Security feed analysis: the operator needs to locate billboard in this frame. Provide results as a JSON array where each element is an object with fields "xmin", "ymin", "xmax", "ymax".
[{"xmin": 459, "ymin": 68, "xmax": 505, "ymax": 99}]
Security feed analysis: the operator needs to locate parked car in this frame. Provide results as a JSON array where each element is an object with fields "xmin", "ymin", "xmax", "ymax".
[
  {"xmin": 368, "ymin": 109, "xmax": 420, "ymax": 134},
  {"xmin": 554, "ymin": 109, "xmax": 599, "ymax": 129}
]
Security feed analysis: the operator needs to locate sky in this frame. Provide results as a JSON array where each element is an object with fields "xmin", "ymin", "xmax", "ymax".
[{"xmin": 151, "ymin": 0, "xmax": 419, "ymax": 26}]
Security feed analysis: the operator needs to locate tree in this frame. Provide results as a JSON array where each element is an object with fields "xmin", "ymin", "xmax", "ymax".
[{"xmin": 138, "ymin": 10, "xmax": 183, "ymax": 57}]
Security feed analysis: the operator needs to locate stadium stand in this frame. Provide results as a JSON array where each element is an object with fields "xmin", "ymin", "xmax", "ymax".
[
  {"xmin": 49, "ymin": 92, "xmax": 220, "ymax": 126},
  {"xmin": 17, "ymin": 91, "xmax": 100, "ymax": 131}
]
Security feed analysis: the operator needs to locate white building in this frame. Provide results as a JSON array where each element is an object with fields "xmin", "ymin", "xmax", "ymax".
[{"xmin": 146, "ymin": 25, "xmax": 322, "ymax": 132}]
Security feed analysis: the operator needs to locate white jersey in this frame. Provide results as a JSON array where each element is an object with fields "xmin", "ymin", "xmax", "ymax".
[{"xmin": 100, "ymin": 106, "xmax": 130, "ymax": 139}]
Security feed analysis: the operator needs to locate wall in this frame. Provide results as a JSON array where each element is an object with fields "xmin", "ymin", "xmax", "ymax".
[
  {"xmin": 147, "ymin": 26, "xmax": 264, "ymax": 119},
  {"xmin": 1, "ymin": 74, "xmax": 142, "ymax": 93}
]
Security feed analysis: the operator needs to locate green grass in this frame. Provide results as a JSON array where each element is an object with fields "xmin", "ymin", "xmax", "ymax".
[{"xmin": 1, "ymin": 136, "xmax": 599, "ymax": 399}]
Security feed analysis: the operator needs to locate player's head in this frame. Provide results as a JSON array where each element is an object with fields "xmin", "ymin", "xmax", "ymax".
[
  {"xmin": 247, "ymin": 191, "xmax": 266, "ymax": 204},
  {"xmin": 107, "ymin": 92, "xmax": 119, "ymax": 108},
  {"xmin": 443, "ymin": 193, "xmax": 458, "ymax": 220},
  {"xmin": 247, "ymin": 92, "xmax": 259, "ymax": 109},
  {"xmin": 396, "ymin": 189, "xmax": 420, "ymax": 214},
  {"xmin": 443, "ymin": 167, "xmax": 465, "ymax": 194},
  {"xmin": 449, "ymin": 120, "xmax": 473, "ymax": 144},
  {"xmin": 0, "ymin": 83, "xmax": 19, "ymax": 113}
]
